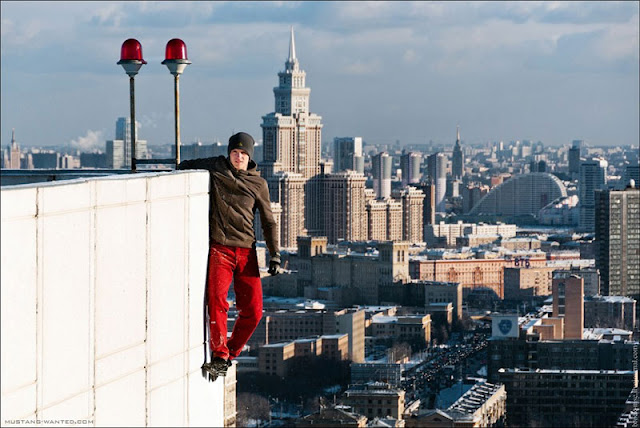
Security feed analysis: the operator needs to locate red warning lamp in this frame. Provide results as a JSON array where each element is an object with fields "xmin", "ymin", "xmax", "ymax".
[
  {"xmin": 162, "ymin": 38, "xmax": 191, "ymax": 75},
  {"xmin": 165, "ymin": 38, "xmax": 188, "ymax": 60},
  {"xmin": 117, "ymin": 38, "xmax": 146, "ymax": 76}
]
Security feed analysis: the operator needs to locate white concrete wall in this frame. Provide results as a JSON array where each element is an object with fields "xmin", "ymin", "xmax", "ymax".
[{"xmin": 1, "ymin": 171, "xmax": 228, "ymax": 427}]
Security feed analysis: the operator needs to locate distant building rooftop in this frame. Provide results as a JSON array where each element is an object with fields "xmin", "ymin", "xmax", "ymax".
[{"xmin": 448, "ymin": 381, "xmax": 503, "ymax": 416}]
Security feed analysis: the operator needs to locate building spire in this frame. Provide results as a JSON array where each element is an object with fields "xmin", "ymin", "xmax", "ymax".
[
  {"xmin": 288, "ymin": 26, "xmax": 296, "ymax": 62},
  {"xmin": 456, "ymin": 125, "xmax": 460, "ymax": 143}
]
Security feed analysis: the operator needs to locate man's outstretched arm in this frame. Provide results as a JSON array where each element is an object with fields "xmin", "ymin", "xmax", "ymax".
[{"xmin": 177, "ymin": 157, "xmax": 216, "ymax": 171}]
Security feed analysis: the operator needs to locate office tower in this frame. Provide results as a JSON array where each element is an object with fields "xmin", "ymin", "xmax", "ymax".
[
  {"xmin": 322, "ymin": 171, "xmax": 367, "ymax": 244},
  {"xmin": 260, "ymin": 28, "xmax": 323, "ymax": 179},
  {"xmin": 372, "ymin": 152, "xmax": 392, "ymax": 199},
  {"xmin": 452, "ymin": 125, "xmax": 464, "ymax": 180},
  {"xmin": 568, "ymin": 140, "xmax": 582, "ymax": 178},
  {"xmin": 116, "ymin": 116, "xmax": 148, "ymax": 165},
  {"xmin": 106, "ymin": 139, "xmax": 125, "ymax": 169},
  {"xmin": 107, "ymin": 117, "xmax": 148, "ymax": 169},
  {"xmin": 400, "ymin": 150, "xmax": 421, "ymax": 186},
  {"xmin": 333, "ymin": 137, "xmax": 363, "ymax": 174},
  {"xmin": 7, "ymin": 129, "xmax": 21, "ymax": 169},
  {"xmin": 552, "ymin": 274, "xmax": 584, "ymax": 339},
  {"xmin": 578, "ymin": 158, "xmax": 607, "ymax": 232},
  {"xmin": 427, "ymin": 153, "xmax": 447, "ymax": 214},
  {"xmin": 595, "ymin": 187, "xmax": 640, "ymax": 297},
  {"xmin": 392, "ymin": 186, "xmax": 425, "ymax": 244}
]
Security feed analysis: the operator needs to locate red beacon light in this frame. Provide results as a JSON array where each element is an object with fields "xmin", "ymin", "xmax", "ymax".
[
  {"xmin": 117, "ymin": 38, "xmax": 146, "ymax": 76},
  {"xmin": 162, "ymin": 38, "xmax": 191, "ymax": 75}
]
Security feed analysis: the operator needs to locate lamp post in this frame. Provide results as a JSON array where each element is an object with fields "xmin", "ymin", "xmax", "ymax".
[
  {"xmin": 117, "ymin": 39, "xmax": 146, "ymax": 172},
  {"xmin": 162, "ymin": 39, "xmax": 191, "ymax": 168}
]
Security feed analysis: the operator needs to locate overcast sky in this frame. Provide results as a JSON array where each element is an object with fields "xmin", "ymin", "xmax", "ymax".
[{"xmin": 1, "ymin": 1, "xmax": 638, "ymax": 151}]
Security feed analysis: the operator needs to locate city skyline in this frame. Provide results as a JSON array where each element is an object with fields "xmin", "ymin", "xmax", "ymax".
[{"xmin": 1, "ymin": 1, "xmax": 638, "ymax": 151}]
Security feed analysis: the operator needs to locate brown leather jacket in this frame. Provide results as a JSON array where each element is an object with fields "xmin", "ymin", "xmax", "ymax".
[{"xmin": 177, "ymin": 155, "xmax": 279, "ymax": 258}]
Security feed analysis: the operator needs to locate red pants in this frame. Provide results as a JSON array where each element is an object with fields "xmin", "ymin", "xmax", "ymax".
[{"xmin": 207, "ymin": 242, "xmax": 263, "ymax": 360}]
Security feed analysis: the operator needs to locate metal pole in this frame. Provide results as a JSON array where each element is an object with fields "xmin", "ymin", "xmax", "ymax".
[
  {"xmin": 129, "ymin": 75, "xmax": 137, "ymax": 172},
  {"xmin": 174, "ymin": 74, "xmax": 181, "ymax": 168}
]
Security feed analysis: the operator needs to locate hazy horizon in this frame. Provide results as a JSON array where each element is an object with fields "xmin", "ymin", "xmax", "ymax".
[{"xmin": 1, "ymin": 1, "xmax": 638, "ymax": 151}]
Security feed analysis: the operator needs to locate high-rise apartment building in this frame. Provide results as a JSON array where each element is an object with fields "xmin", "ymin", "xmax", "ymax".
[
  {"xmin": 416, "ymin": 181, "xmax": 436, "ymax": 227},
  {"xmin": 578, "ymin": 158, "xmax": 607, "ymax": 232},
  {"xmin": 372, "ymin": 152, "xmax": 392, "ymax": 199},
  {"xmin": 386, "ymin": 199, "xmax": 403, "ymax": 241},
  {"xmin": 322, "ymin": 171, "xmax": 367, "ymax": 244},
  {"xmin": 400, "ymin": 150, "xmax": 421, "ymax": 186},
  {"xmin": 427, "ymin": 153, "xmax": 447, "ymax": 214},
  {"xmin": 267, "ymin": 172, "xmax": 306, "ymax": 249},
  {"xmin": 364, "ymin": 197, "xmax": 405, "ymax": 242},
  {"xmin": 333, "ymin": 137, "xmax": 363, "ymax": 174},
  {"xmin": 392, "ymin": 186, "xmax": 425, "ymax": 244},
  {"xmin": 452, "ymin": 125, "xmax": 464, "ymax": 180},
  {"xmin": 366, "ymin": 198, "xmax": 388, "ymax": 241},
  {"xmin": 595, "ymin": 186, "xmax": 640, "ymax": 297}
]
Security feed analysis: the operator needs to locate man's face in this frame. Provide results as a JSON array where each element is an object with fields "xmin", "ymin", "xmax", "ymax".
[{"xmin": 229, "ymin": 148, "xmax": 250, "ymax": 171}]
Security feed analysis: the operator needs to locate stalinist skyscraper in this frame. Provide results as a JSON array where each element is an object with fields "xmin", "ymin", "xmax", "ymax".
[
  {"xmin": 260, "ymin": 28, "xmax": 324, "ymax": 248},
  {"xmin": 452, "ymin": 125, "xmax": 464, "ymax": 180},
  {"xmin": 261, "ymin": 27, "xmax": 323, "ymax": 179}
]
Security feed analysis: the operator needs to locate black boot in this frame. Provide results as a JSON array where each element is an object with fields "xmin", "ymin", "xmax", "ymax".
[{"xmin": 211, "ymin": 357, "xmax": 232, "ymax": 376}]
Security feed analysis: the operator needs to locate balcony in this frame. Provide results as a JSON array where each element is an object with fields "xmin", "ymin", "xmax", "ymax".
[{"xmin": 1, "ymin": 170, "xmax": 234, "ymax": 426}]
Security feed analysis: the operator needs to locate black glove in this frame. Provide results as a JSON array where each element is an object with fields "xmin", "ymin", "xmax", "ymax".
[{"xmin": 268, "ymin": 253, "xmax": 281, "ymax": 276}]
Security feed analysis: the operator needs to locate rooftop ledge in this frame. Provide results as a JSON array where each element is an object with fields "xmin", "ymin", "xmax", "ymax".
[{"xmin": 1, "ymin": 170, "xmax": 234, "ymax": 426}]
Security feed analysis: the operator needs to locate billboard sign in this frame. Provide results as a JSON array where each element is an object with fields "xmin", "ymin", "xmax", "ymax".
[{"xmin": 491, "ymin": 314, "xmax": 519, "ymax": 338}]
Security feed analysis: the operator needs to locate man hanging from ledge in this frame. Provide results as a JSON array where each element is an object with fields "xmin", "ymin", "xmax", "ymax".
[{"xmin": 178, "ymin": 131, "xmax": 281, "ymax": 381}]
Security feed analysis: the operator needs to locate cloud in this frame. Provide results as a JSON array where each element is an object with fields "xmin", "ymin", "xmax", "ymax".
[
  {"xmin": 70, "ymin": 129, "xmax": 104, "ymax": 152},
  {"xmin": 402, "ymin": 49, "xmax": 419, "ymax": 64},
  {"xmin": 138, "ymin": 112, "xmax": 172, "ymax": 133},
  {"xmin": 1, "ymin": 1, "xmax": 637, "ymax": 149},
  {"xmin": 342, "ymin": 59, "xmax": 382, "ymax": 75},
  {"xmin": 88, "ymin": 3, "xmax": 126, "ymax": 27},
  {"xmin": 0, "ymin": 17, "xmax": 50, "ymax": 51}
]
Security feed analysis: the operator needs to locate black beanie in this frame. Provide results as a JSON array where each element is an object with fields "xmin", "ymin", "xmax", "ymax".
[{"xmin": 228, "ymin": 132, "xmax": 255, "ymax": 160}]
